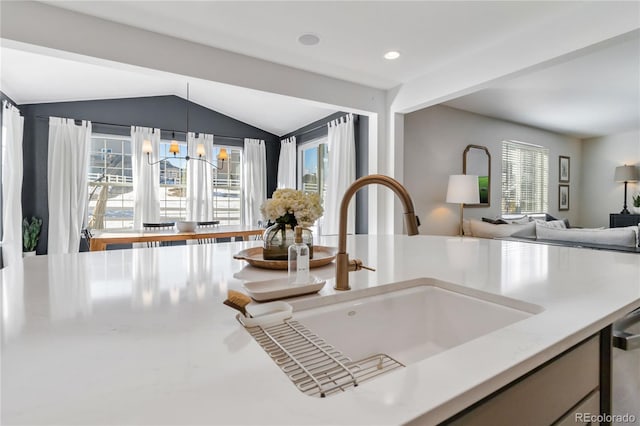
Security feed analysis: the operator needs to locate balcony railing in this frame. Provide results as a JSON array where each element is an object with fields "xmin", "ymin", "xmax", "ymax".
[{"xmin": 88, "ymin": 173, "xmax": 133, "ymax": 184}]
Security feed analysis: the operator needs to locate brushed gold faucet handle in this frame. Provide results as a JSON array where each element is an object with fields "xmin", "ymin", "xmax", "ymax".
[
  {"xmin": 348, "ymin": 258, "xmax": 376, "ymax": 272},
  {"xmin": 348, "ymin": 258, "xmax": 362, "ymax": 272}
]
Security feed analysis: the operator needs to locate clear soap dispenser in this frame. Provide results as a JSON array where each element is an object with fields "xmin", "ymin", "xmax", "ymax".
[{"xmin": 288, "ymin": 226, "xmax": 310, "ymax": 285}]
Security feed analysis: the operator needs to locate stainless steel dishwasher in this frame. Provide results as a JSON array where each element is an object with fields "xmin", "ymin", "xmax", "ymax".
[{"xmin": 613, "ymin": 309, "xmax": 640, "ymax": 424}]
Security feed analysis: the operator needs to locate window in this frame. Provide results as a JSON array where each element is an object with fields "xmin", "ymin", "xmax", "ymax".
[
  {"xmin": 88, "ymin": 134, "xmax": 243, "ymax": 229},
  {"xmin": 298, "ymin": 138, "xmax": 328, "ymax": 203},
  {"xmin": 88, "ymin": 134, "xmax": 133, "ymax": 229},
  {"xmin": 156, "ymin": 140, "xmax": 243, "ymax": 225},
  {"xmin": 501, "ymin": 140, "xmax": 549, "ymax": 215},
  {"xmin": 158, "ymin": 140, "xmax": 187, "ymax": 221},
  {"xmin": 212, "ymin": 145, "xmax": 242, "ymax": 225}
]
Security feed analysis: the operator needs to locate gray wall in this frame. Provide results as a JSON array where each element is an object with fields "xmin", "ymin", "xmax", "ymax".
[
  {"xmin": 281, "ymin": 112, "xmax": 369, "ymax": 234},
  {"xmin": 404, "ymin": 105, "xmax": 583, "ymax": 236},
  {"xmin": 579, "ymin": 130, "xmax": 640, "ymax": 228},
  {"xmin": 20, "ymin": 95, "xmax": 280, "ymax": 254}
]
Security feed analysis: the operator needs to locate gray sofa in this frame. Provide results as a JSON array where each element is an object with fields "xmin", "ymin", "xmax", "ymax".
[{"xmin": 463, "ymin": 218, "xmax": 640, "ymax": 253}]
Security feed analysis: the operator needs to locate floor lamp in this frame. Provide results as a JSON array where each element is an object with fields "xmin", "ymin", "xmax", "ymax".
[
  {"xmin": 446, "ymin": 175, "xmax": 480, "ymax": 236},
  {"xmin": 614, "ymin": 165, "xmax": 639, "ymax": 214}
]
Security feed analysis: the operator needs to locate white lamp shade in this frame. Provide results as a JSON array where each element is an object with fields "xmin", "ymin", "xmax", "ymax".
[
  {"xmin": 614, "ymin": 165, "xmax": 639, "ymax": 182},
  {"xmin": 446, "ymin": 174, "xmax": 480, "ymax": 204},
  {"xmin": 142, "ymin": 139, "xmax": 153, "ymax": 154},
  {"xmin": 196, "ymin": 143, "xmax": 206, "ymax": 157}
]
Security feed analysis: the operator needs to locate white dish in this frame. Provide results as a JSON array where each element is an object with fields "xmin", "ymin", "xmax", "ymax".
[
  {"xmin": 239, "ymin": 301, "xmax": 293, "ymax": 327},
  {"xmin": 242, "ymin": 276, "xmax": 326, "ymax": 302},
  {"xmin": 176, "ymin": 221, "xmax": 197, "ymax": 232}
]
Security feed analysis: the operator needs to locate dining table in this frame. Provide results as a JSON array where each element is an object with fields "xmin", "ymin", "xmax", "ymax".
[{"xmin": 88, "ymin": 224, "xmax": 264, "ymax": 251}]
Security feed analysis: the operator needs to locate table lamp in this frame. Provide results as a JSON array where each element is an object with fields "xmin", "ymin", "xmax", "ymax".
[
  {"xmin": 446, "ymin": 174, "xmax": 480, "ymax": 236},
  {"xmin": 614, "ymin": 165, "xmax": 639, "ymax": 214}
]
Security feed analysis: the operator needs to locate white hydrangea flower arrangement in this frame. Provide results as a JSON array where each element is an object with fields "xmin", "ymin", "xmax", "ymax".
[{"xmin": 260, "ymin": 189, "xmax": 324, "ymax": 227}]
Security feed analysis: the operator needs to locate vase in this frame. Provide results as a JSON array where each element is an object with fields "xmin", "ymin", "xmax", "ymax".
[
  {"xmin": 22, "ymin": 251, "xmax": 36, "ymax": 258},
  {"xmin": 631, "ymin": 206, "xmax": 640, "ymax": 215},
  {"xmin": 262, "ymin": 223, "xmax": 313, "ymax": 261}
]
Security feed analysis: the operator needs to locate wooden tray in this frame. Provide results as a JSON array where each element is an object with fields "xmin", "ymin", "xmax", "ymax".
[{"xmin": 233, "ymin": 246, "xmax": 337, "ymax": 270}]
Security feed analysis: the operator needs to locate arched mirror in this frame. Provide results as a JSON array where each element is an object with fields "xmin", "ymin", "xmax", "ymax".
[{"xmin": 463, "ymin": 144, "xmax": 491, "ymax": 207}]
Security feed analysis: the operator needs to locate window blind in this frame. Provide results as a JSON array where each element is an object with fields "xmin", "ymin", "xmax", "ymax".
[{"xmin": 501, "ymin": 140, "xmax": 548, "ymax": 214}]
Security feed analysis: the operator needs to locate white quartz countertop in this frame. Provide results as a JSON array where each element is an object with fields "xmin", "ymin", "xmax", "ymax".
[{"xmin": 2, "ymin": 235, "xmax": 639, "ymax": 425}]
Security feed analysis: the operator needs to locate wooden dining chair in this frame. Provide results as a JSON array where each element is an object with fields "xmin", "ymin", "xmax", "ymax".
[
  {"xmin": 142, "ymin": 222, "xmax": 176, "ymax": 248},
  {"xmin": 197, "ymin": 220, "xmax": 220, "ymax": 244},
  {"xmin": 81, "ymin": 228, "xmax": 93, "ymax": 251},
  {"xmin": 254, "ymin": 220, "xmax": 265, "ymax": 241}
]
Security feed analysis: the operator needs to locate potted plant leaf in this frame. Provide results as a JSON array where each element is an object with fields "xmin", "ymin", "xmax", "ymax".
[
  {"xmin": 22, "ymin": 217, "xmax": 43, "ymax": 257},
  {"xmin": 632, "ymin": 194, "xmax": 640, "ymax": 215}
]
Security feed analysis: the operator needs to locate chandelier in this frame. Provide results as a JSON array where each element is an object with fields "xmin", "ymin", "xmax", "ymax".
[{"xmin": 142, "ymin": 83, "xmax": 227, "ymax": 169}]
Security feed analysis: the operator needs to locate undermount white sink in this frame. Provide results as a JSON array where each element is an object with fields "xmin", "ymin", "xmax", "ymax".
[{"xmin": 293, "ymin": 279, "xmax": 543, "ymax": 365}]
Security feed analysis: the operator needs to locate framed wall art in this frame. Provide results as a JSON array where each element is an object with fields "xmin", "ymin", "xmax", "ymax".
[
  {"xmin": 559, "ymin": 156, "xmax": 570, "ymax": 183},
  {"xmin": 559, "ymin": 184, "xmax": 570, "ymax": 211}
]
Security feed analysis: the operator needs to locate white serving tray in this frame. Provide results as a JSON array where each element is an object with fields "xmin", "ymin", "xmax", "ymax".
[
  {"xmin": 238, "ymin": 301, "xmax": 293, "ymax": 327},
  {"xmin": 242, "ymin": 276, "xmax": 326, "ymax": 302}
]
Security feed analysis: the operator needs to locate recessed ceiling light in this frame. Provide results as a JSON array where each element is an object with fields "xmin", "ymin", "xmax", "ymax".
[
  {"xmin": 298, "ymin": 33, "xmax": 320, "ymax": 46},
  {"xmin": 384, "ymin": 51, "xmax": 401, "ymax": 60}
]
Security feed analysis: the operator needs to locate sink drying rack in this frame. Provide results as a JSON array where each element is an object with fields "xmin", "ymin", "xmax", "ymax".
[{"xmin": 245, "ymin": 319, "xmax": 404, "ymax": 397}]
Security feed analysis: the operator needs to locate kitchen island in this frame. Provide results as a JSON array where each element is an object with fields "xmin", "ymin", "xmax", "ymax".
[{"xmin": 2, "ymin": 235, "xmax": 639, "ymax": 425}]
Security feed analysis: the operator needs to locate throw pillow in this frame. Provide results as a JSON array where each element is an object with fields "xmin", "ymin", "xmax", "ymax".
[
  {"xmin": 508, "ymin": 216, "xmax": 531, "ymax": 225},
  {"xmin": 543, "ymin": 213, "xmax": 570, "ymax": 228},
  {"xmin": 511, "ymin": 221, "xmax": 537, "ymax": 239},
  {"xmin": 629, "ymin": 225, "xmax": 640, "ymax": 247},
  {"xmin": 482, "ymin": 217, "xmax": 508, "ymax": 225},
  {"xmin": 535, "ymin": 219, "xmax": 566, "ymax": 229},
  {"xmin": 535, "ymin": 224, "xmax": 638, "ymax": 248},
  {"xmin": 469, "ymin": 219, "xmax": 530, "ymax": 239}
]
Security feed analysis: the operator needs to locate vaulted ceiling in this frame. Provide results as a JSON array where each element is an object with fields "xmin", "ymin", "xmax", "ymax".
[{"xmin": 0, "ymin": 46, "xmax": 337, "ymax": 136}]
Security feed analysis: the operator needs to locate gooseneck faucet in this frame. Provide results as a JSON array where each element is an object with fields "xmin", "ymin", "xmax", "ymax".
[{"xmin": 335, "ymin": 174, "xmax": 420, "ymax": 291}]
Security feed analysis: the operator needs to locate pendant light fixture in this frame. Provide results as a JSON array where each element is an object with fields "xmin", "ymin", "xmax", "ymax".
[{"xmin": 142, "ymin": 83, "xmax": 227, "ymax": 168}]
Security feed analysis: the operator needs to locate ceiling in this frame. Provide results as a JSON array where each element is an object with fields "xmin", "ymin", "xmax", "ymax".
[
  {"xmin": 2, "ymin": 2, "xmax": 639, "ymax": 138},
  {"xmin": 443, "ymin": 34, "xmax": 640, "ymax": 138},
  {"xmin": 0, "ymin": 46, "xmax": 337, "ymax": 136},
  {"xmin": 42, "ymin": 1, "xmax": 581, "ymax": 90}
]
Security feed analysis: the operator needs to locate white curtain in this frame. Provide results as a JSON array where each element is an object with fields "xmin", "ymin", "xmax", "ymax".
[
  {"xmin": 323, "ymin": 114, "xmax": 355, "ymax": 235},
  {"xmin": 277, "ymin": 136, "xmax": 296, "ymax": 189},
  {"xmin": 243, "ymin": 138, "xmax": 266, "ymax": 227},
  {"xmin": 187, "ymin": 132, "xmax": 214, "ymax": 221},
  {"xmin": 1, "ymin": 101, "xmax": 24, "ymax": 264},
  {"xmin": 131, "ymin": 126, "xmax": 160, "ymax": 229},
  {"xmin": 47, "ymin": 117, "xmax": 91, "ymax": 254}
]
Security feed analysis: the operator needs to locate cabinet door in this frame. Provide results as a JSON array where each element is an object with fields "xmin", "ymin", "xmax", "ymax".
[
  {"xmin": 555, "ymin": 391, "xmax": 599, "ymax": 426},
  {"xmin": 446, "ymin": 337, "xmax": 599, "ymax": 426}
]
